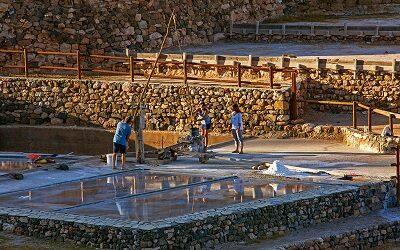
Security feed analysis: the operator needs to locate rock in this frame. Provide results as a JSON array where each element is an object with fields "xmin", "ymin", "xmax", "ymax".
[
  {"xmin": 149, "ymin": 32, "xmax": 162, "ymax": 40},
  {"xmin": 125, "ymin": 26, "xmax": 135, "ymax": 35},
  {"xmin": 50, "ymin": 117, "xmax": 63, "ymax": 125},
  {"xmin": 213, "ymin": 33, "xmax": 225, "ymax": 42},
  {"xmin": 60, "ymin": 43, "xmax": 72, "ymax": 52},
  {"xmin": 138, "ymin": 20, "xmax": 148, "ymax": 29},
  {"xmin": 2, "ymin": 223, "xmax": 14, "ymax": 233}
]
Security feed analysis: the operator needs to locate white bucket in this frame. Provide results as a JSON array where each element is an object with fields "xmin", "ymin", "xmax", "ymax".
[{"xmin": 106, "ymin": 154, "xmax": 116, "ymax": 166}]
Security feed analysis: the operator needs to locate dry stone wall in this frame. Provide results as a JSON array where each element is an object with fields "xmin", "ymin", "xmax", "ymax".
[
  {"xmin": 301, "ymin": 71, "xmax": 400, "ymax": 112},
  {"xmin": 0, "ymin": 0, "xmax": 284, "ymax": 55},
  {"xmin": 0, "ymin": 77, "xmax": 292, "ymax": 135},
  {"xmin": 1, "ymin": 0, "xmax": 399, "ymax": 58}
]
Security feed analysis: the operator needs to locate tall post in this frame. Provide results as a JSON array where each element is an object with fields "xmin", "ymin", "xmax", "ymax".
[
  {"xmin": 237, "ymin": 62, "xmax": 242, "ymax": 87},
  {"xmin": 352, "ymin": 101, "xmax": 357, "ymax": 129},
  {"xmin": 76, "ymin": 50, "xmax": 81, "ymax": 80},
  {"xmin": 290, "ymin": 71, "xmax": 297, "ymax": 120},
  {"xmin": 135, "ymin": 104, "xmax": 145, "ymax": 164},
  {"xmin": 23, "ymin": 48, "xmax": 28, "ymax": 78},
  {"xmin": 130, "ymin": 56, "xmax": 134, "ymax": 82},
  {"xmin": 269, "ymin": 66, "xmax": 274, "ymax": 88},
  {"xmin": 389, "ymin": 114, "xmax": 394, "ymax": 136},
  {"xmin": 368, "ymin": 107, "xmax": 372, "ymax": 132}
]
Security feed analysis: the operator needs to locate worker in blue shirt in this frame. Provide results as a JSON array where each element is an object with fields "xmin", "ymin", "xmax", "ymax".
[{"xmin": 112, "ymin": 116, "xmax": 132, "ymax": 169}]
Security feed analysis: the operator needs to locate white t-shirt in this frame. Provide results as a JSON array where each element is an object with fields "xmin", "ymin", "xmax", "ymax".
[{"xmin": 231, "ymin": 112, "xmax": 243, "ymax": 130}]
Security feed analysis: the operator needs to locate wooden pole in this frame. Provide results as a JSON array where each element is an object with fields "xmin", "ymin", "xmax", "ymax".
[
  {"xmin": 76, "ymin": 50, "xmax": 81, "ymax": 80},
  {"xmin": 135, "ymin": 104, "xmax": 146, "ymax": 163},
  {"xmin": 368, "ymin": 107, "xmax": 372, "ymax": 132},
  {"xmin": 130, "ymin": 56, "xmax": 134, "ymax": 82},
  {"xmin": 269, "ymin": 66, "xmax": 274, "ymax": 88},
  {"xmin": 237, "ymin": 62, "xmax": 242, "ymax": 87},
  {"xmin": 352, "ymin": 101, "xmax": 357, "ymax": 129},
  {"xmin": 134, "ymin": 9, "xmax": 175, "ymax": 118},
  {"xmin": 23, "ymin": 49, "xmax": 28, "ymax": 78}
]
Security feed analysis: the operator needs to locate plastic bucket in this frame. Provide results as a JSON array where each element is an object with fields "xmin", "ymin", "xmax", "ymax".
[{"xmin": 106, "ymin": 154, "xmax": 116, "ymax": 166}]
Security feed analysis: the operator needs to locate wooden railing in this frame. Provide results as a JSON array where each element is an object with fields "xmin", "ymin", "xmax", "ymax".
[
  {"xmin": 0, "ymin": 49, "xmax": 298, "ymax": 88},
  {"xmin": 303, "ymin": 100, "xmax": 400, "ymax": 136}
]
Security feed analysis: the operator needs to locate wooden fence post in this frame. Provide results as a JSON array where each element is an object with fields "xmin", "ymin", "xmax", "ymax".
[
  {"xmin": 353, "ymin": 59, "xmax": 358, "ymax": 79},
  {"xmin": 76, "ymin": 50, "xmax": 81, "ymax": 80},
  {"xmin": 390, "ymin": 114, "xmax": 394, "ymax": 136},
  {"xmin": 352, "ymin": 101, "xmax": 357, "ymax": 129},
  {"xmin": 237, "ymin": 62, "xmax": 242, "ymax": 87},
  {"xmin": 269, "ymin": 66, "xmax": 274, "ymax": 88},
  {"xmin": 23, "ymin": 48, "xmax": 28, "ymax": 78},
  {"xmin": 130, "ymin": 56, "xmax": 134, "ymax": 82},
  {"xmin": 290, "ymin": 71, "xmax": 297, "ymax": 120},
  {"xmin": 368, "ymin": 107, "xmax": 372, "ymax": 132},
  {"xmin": 184, "ymin": 59, "xmax": 188, "ymax": 84}
]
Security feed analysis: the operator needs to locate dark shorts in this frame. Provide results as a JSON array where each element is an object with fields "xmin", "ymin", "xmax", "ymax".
[
  {"xmin": 201, "ymin": 123, "xmax": 212, "ymax": 130},
  {"xmin": 113, "ymin": 143, "xmax": 126, "ymax": 154}
]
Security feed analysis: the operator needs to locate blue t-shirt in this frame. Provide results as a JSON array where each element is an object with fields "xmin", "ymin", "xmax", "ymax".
[{"xmin": 113, "ymin": 122, "xmax": 132, "ymax": 146}]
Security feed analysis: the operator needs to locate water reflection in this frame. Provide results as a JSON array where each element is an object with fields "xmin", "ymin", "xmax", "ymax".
[
  {"xmin": 0, "ymin": 172, "xmax": 214, "ymax": 211},
  {"xmin": 68, "ymin": 179, "xmax": 318, "ymax": 221}
]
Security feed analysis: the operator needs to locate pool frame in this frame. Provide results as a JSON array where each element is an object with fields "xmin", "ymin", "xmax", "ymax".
[{"xmin": 0, "ymin": 180, "xmax": 395, "ymax": 249}]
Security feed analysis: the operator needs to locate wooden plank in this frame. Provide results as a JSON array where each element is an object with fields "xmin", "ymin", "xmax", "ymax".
[
  {"xmin": 91, "ymin": 69, "xmax": 129, "ymax": 75},
  {"xmin": 36, "ymin": 51, "xmax": 76, "ymax": 56},
  {"xmin": 90, "ymin": 54, "xmax": 129, "ymax": 60},
  {"xmin": 301, "ymin": 100, "xmax": 353, "ymax": 106},
  {"xmin": 0, "ymin": 49, "xmax": 24, "ymax": 53},
  {"xmin": 40, "ymin": 65, "xmax": 77, "ymax": 71}
]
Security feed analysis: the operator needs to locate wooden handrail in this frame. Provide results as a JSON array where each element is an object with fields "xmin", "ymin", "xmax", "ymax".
[
  {"xmin": 36, "ymin": 51, "xmax": 76, "ymax": 56},
  {"xmin": 0, "ymin": 49, "xmax": 24, "ymax": 53},
  {"xmin": 301, "ymin": 100, "xmax": 353, "ymax": 106},
  {"xmin": 90, "ymin": 54, "xmax": 129, "ymax": 60},
  {"xmin": 40, "ymin": 65, "xmax": 77, "ymax": 71}
]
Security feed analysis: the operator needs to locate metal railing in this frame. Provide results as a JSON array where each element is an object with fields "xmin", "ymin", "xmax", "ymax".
[{"xmin": 231, "ymin": 22, "xmax": 400, "ymax": 38}]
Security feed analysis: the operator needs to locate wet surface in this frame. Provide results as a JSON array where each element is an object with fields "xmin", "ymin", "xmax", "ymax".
[
  {"xmin": 0, "ymin": 170, "xmax": 215, "ymax": 211},
  {"xmin": 66, "ymin": 178, "xmax": 317, "ymax": 221},
  {"xmin": 0, "ymin": 159, "xmax": 34, "ymax": 173}
]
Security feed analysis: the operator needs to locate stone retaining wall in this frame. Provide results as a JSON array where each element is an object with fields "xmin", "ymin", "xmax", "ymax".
[
  {"xmin": 0, "ymin": 181, "xmax": 396, "ymax": 249},
  {"xmin": 1, "ymin": 0, "xmax": 399, "ymax": 58},
  {"xmin": 343, "ymin": 127, "xmax": 400, "ymax": 154},
  {"xmin": 301, "ymin": 71, "xmax": 400, "ymax": 112},
  {"xmin": 0, "ymin": 77, "xmax": 292, "ymax": 135},
  {"xmin": 280, "ymin": 221, "xmax": 400, "ymax": 250}
]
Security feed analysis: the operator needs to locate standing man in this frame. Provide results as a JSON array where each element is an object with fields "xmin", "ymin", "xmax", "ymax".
[{"xmin": 113, "ymin": 116, "xmax": 132, "ymax": 169}]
